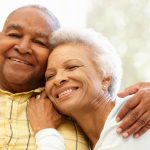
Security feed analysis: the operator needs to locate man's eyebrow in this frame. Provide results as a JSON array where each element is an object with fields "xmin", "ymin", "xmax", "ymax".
[
  {"xmin": 35, "ymin": 32, "xmax": 49, "ymax": 38},
  {"xmin": 6, "ymin": 24, "xmax": 23, "ymax": 31},
  {"xmin": 6, "ymin": 24, "xmax": 49, "ymax": 38}
]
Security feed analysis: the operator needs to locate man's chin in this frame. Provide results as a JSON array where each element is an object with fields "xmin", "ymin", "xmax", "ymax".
[{"xmin": 4, "ymin": 72, "xmax": 34, "ymax": 85}]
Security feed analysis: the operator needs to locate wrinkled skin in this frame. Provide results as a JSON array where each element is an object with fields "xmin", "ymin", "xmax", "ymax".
[{"xmin": 117, "ymin": 82, "xmax": 150, "ymax": 138}]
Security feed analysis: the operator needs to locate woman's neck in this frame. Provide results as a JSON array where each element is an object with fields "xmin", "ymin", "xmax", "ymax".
[{"xmin": 72, "ymin": 97, "xmax": 115, "ymax": 149}]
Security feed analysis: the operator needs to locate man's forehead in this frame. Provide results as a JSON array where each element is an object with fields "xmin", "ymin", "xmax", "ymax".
[
  {"xmin": 4, "ymin": 22, "xmax": 50, "ymax": 37},
  {"xmin": 10, "ymin": 7, "xmax": 44, "ymax": 17},
  {"xmin": 3, "ymin": 9, "xmax": 52, "ymax": 37},
  {"xmin": 6, "ymin": 7, "xmax": 50, "ymax": 25}
]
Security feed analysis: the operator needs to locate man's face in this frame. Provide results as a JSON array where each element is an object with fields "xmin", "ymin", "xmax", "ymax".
[{"xmin": 0, "ymin": 8, "xmax": 53, "ymax": 92}]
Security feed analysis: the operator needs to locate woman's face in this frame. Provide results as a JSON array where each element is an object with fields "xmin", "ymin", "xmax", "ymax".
[{"xmin": 45, "ymin": 43, "xmax": 106, "ymax": 115}]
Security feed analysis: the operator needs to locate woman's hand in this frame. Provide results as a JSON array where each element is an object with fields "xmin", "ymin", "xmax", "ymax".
[
  {"xmin": 28, "ymin": 90, "xmax": 64, "ymax": 134},
  {"xmin": 116, "ymin": 82, "xmax": 150, "ymax": 138}
]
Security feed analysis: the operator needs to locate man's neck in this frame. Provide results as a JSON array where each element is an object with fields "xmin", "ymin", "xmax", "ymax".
[{"xmin": 0, "ymin": 81, "xmax": 38, "ymax": 93}]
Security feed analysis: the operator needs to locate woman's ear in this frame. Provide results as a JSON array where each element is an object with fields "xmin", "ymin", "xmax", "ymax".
[{"xmin": 102, "ymin": 76, "xmax": 112, "ymax": 90}]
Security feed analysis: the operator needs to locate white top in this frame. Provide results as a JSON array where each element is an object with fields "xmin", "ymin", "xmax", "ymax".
[
  {"xmin": 94, "ymin": 97, "xmax": 150, "ymax": 150},
  {"xmin": 36, "ymin": 97, "xmax": 150, "ymax": 150},
  {"xmin": 36, "ymin": 128, "xmax": 65, "ymax": 150}
]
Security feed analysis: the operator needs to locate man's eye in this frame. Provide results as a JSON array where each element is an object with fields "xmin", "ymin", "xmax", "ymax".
[
  {"xmin": 34, "ymin": 40, "xmax": 47, "ymax": 47},
  {"xmin": 7, "ymin": 33, "xmax": 21, "ymax": 38}
]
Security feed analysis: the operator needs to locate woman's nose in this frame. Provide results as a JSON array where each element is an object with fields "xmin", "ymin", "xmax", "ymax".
[
  {"xmin": 54, "ymin": 72, "xmax": 68, "ymax": 86},
  {"xmin": 54, "ymin": 78, "xmax": 67, "ymax": 86}
]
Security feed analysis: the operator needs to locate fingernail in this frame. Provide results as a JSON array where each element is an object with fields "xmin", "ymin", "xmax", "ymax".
[
  {"xmin": 36, "ymin": 94, "xmax": 41, "ymax": 100},
  {"xmin": 122, "ymin": 132, "xmax": 129, "ymax": 138},
  {"xmin": 134, "ymin": 134, "xmax": 140, "ymax": 138},
  {"xmin": 116, "ymin": 128, "xmax": 122, "ymax": 133},
  {"xmin": 116, "ymin": 117, "xmax": 120, "ymax": 122}
]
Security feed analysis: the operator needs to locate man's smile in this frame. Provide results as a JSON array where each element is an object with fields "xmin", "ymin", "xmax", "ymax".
[{"xmin": 7, "ymin": 56, "xmax": 33, "ymax": 66}]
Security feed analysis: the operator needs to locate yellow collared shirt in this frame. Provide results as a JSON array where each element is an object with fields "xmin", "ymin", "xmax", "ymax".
[{"xmin": 0, "ymin": 88, "xmax": 89, "ymax": 150}]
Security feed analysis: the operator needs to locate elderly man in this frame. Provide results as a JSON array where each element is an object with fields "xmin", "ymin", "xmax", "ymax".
[{"xmin": 0, "ymin": 5, "xmax": 89, "ymax": 149}]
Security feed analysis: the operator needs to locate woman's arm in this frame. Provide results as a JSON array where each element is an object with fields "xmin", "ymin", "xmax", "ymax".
[
  {"xmin": 116, "ymin": 82, "xmax": 150, "ymax": 138},
  {"xmin": 35, "ymin": 128, "xmax": 65, "ymax": 150}
]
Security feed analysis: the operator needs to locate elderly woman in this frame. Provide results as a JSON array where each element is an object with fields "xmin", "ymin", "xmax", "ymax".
[{"xmin": 28, "ymin": 28, "xmax": 150, "ymax": 150}]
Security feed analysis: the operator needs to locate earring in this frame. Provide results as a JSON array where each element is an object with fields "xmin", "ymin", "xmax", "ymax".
[{"xmin": 103, "ymin": 85, "xmax": 107, "ymax": 90}]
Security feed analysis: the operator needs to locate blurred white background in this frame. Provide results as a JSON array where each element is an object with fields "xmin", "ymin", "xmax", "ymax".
[
  {"xmin": 0, "ymin": 0, "xmax": 90, "ymax": 29},
  {"xmin": 1, "ymin": 0, "xmax": 150, "ymax": 90}
]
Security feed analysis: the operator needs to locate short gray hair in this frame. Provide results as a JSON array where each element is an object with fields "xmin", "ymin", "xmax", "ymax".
[{"xmin": 50, "ymin": 28, "xmax": 122, "ymax": 99}]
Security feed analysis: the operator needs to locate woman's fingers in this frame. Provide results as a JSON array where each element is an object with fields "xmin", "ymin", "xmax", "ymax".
[{"xmin": 28, "ymin": 91, "xmax": 64, "ymax": 134}]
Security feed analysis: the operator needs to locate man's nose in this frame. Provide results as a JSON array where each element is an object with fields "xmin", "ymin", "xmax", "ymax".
[{"xmin": 14, "ymin": 37, "xmax": 32, "ymax": 54}]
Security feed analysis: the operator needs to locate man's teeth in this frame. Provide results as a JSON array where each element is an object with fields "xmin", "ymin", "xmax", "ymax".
[
  {"xmin": 58, "ymin": 89, "xmax": 73, "ymax": 98},
  {"xmin": 11, "ymin": 58, "xmax": 28, "ymax": 64},
  {"xmin": 12, "ymin": 58, "xmax": 24, "ymax": 63}
]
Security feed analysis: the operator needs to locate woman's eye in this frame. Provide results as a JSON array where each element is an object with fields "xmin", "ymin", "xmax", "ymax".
[
  {"xmin": 67, "ymin": 65, "xmax": 79, "ymax": 70},
  {"xmin": 46, "ymin": 74, "xmax": 55, "ymax": 81}
]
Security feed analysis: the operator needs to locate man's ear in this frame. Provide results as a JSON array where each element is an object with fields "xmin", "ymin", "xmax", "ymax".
[
  {"xmin": 102, "ymin": 76, "xmax": 112, "ymax": 90},
  {"xmin": 0, "ymin": 32, "xmax": 4, "ymax": 37}
]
